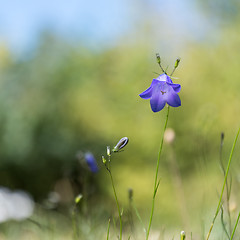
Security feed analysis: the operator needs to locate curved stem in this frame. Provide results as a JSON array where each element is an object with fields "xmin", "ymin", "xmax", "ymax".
[
  {"xmin": 146, "ymin": 106, "xmax": 170, "ymax": 240},
  {"xmin": 206, "ymin": 127, "xmax": 240, "ymax": 240},
  {"xmin": 219, "ymin": 133, "xmax": 232, "ymax": 234}
]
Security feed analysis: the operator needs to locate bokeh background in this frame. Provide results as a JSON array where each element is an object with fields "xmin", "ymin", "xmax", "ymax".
[{"xmin": 1, "ymin": 0, "xmax": 240, "ymax": 239}]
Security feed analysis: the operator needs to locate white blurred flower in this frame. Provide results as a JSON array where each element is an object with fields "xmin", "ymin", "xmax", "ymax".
[
  {"xmin": 149, "ymin": 231, "xmax": 160, "ymax": 240},
  {"xmin": 0, "ymin": 187, "xmax": 34, "ymax": 223},
  {"xmin": 43, "ymin": 191, "xmax": 61, "ymax": 209},
  {"xmin": 164, "ymin": 128, "xmax": 176, "ymax": 144},
  {"xmin": 229, "ymin": 201, "xmax": 237, "ymax": 212}
]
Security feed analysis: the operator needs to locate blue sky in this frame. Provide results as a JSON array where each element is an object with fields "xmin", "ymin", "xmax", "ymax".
[
  {"xmin": 0, "ymin": 0, "xmax": 217, "ymax": 55},
  {"xmin": 0, "ymin": 0, "xmax": 132, "ymax": 53}
]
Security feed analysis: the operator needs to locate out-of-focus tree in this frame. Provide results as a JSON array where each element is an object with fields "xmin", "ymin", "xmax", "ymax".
[{"xmin": 197, "ymin": 0, "xmax": 240, "ymax": 23}]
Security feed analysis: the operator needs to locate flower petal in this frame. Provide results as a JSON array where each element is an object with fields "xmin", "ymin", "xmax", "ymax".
[
  {"xmin": 139, "ymin": 86, "xmax": 153, "ymax": 99},
  {"xmin": 139, "ymin": 79, "xmax": 158, "ymax": 99},
  {"xmin": 155, "ymin": 73, "xmax": 168, "ymax": 82},
  {"xmin": 166, "ymin": 91, "xmax": 181, "ymax": 107},
  {"xmin": 150, "ymin": 96, "xmax": 166, "ymax": 112},
  {"xmin": 165, "ymin": 75, "xmax": 173, "ymax": 84},
  {"xmin": 150, "ymin": 84, "xmax": 167, "ymax": 112},
  {"xmin": 168, "ymin": 83, "xmax": 181, "ymax": 93}
]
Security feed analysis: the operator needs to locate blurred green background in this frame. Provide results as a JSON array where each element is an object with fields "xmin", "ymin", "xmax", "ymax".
[{"xmin": 1, "ymin": 0, "xmax": 240, "ymax": 238}]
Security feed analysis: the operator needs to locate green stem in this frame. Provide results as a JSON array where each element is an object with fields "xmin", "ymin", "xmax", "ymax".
[
  {"xmin": 206, "ymin": 127, "xmax": 240, "ymax": 240},
  {"xmin": 170, "ymin": 67, "xmax": 176, "ymax": 77},
  {"xmin": 106, "ymin": 218, "xmax": 111, "ymax": 240},
  {"xmin": 108, "ymin": 168, "xmax": 122, "ymax": 240},
  {"xmin": 146, "ymin": 106, "xmax": 170, "ymax": 240},
  {"xmin": 72, "ymin": 205, "xmax": 79, "ymax": 240},
  {"xmin": 230, "ymin": 212, "xmax": 240, "ymax": 240},
  {"xmin": 132, "ymin": 201, "xmax": 146, "ymax": 233},
  {"xmin": 219, "ymin": 133, "xmax": 232, "ymax": 234}
]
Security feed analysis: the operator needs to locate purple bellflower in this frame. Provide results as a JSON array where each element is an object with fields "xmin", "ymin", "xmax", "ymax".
[
  {"xmin": 139, "ymin": 73, "xmax": 181, "ymax": 112},
  {"xmin": 84, "ymin": 152, "xmax": 99, "ymax": 173}
]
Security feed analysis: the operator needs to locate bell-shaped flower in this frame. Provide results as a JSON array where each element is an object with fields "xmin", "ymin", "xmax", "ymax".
[
  {"xmin": 84, "ymin": 152, "xmax": 99, "ymax": 173},
  {"xmin": 139, "ymin": 74, "xmax": 181, "ymax": 112}
]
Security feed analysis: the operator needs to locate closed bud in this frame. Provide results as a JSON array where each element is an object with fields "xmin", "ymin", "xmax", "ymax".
[
  {"xmin": 221, "ymin": 132, "xmax": 224, "ymax": 141},
  {"xmin": 102, "ymin": 156, "xmax": 107, "ymax": 164},
  {"xmin": 156, "ymin": 53, "xmax": 161, "ymax": 64},
  {"xmin": 107, "ymin": 146, "xmax": 111, "ymax": 156},
  {"xmin": 221, "ymin": 132, "xmax": 224, "ymax": 147},
  {"xmin": 175, "ymin": 58, "xmax": 180, "ymax": 68},
  {"xmin": 180, "ymin": 231, "xmax": 186, "ymax": 240},
  {"xmin": 75, "ymin": 194, "xmax": 83, "ymax": 204},
  {"xmin": 128, "ymin": 188, "xmax": 133, "ymax": 201},
  {"xmin": 221, "ymin": 132, "xmax": 224, "ymax": 140},
  {"xmin": 112, "ymin": 137, "xmax": 129, "ymax": 152}
]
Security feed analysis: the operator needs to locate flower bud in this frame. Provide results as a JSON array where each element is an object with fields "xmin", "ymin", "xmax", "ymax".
[
  {"xmin": 180, "ymin": 231, "xmax": 186, "ymax": 240},
  {"xmin": 221, "ymin": 132, "xmax": 224, "ymax": 144},
  {"xmin": 128, "ymin": 188, "xmax": 133, "ymax": 201},
  {"xmin": 107, "ymin": 146, "xmax": 111, "ymax": 156},
  {"xmin": 156, "ymin": 53, "xmax": 161, "ymax": 64},
  {"xmin": 174, "ymin": 58, "xmax": 180, "ymax": 68},
  {"xmin": 221, "ymin": 132, "xmax": 224, "ymax": 140},
  {"xmin": 75, "ymin": 194, "xmax": 83, "ymax": 204},
  {"xmin": 102, "ymin": 156, "xmax": 107, "ymax": 164},
  {"xmin": 112, "ymin": 137, "xmax": 129, "ymax": 152}
]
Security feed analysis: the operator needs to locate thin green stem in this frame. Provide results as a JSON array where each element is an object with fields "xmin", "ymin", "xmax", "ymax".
[
  {"xmin": 72, "ymin": 205, "xmax": 79, "ymax": 240},
  {"xmin": 206, "ymin": 127, "xmax": 240, "ymax": 240},
  {"xmin": 156, "ymin": 54, "xmax": 166, "ymax": 74},
  {"xmin": 220, "ymin": 207, "xmax": 231, "ymax": 240},
  {"xmin": 107, "ymin": 218, "xmax": 111, "ymax": 240},
  {"xmin": 132, "ymin": 201, "xmax": 146, "ymax": 233},
  {"xmin": 170, "ymin": 67, "xmax": 176, "ymax": 76},
  {"xmin": 219, "ymin": 133, "xmax": 232, "ymax": 234},
  {"xmin": 108, "ymin": 168, "xmax": 122, "ymax": 240},
  {"xmin": 230, "ymin": 212, "xmax": 240, "ymax": 240},
  {"xmin": 146, "ymin": 106, "xmax": 170, "ymax": 240}
]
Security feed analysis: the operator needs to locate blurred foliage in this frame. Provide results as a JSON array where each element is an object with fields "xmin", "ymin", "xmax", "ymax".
[
  {"xmin": 197, "ymin": 0, "xmax": 240, "ymax": 23},
  {"xmin": 1, "ymin": 19, "xmax": 240, "ymax": 232}
]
